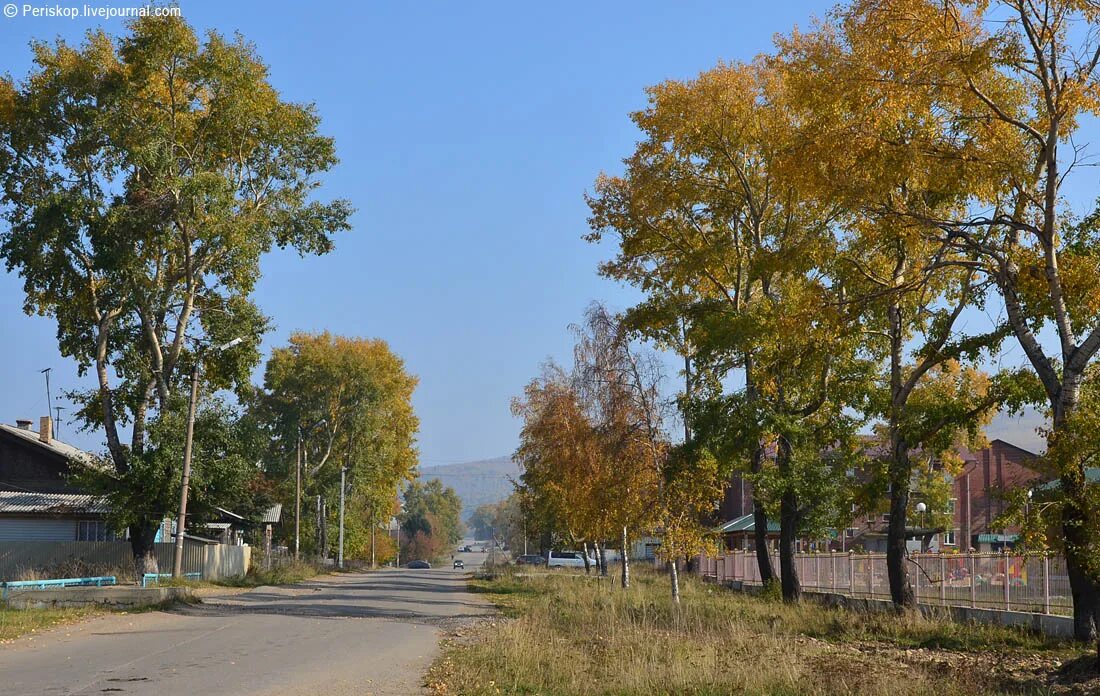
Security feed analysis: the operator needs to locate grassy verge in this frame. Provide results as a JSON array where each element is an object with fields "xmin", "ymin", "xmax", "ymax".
[
  {"xmin": 0, "ymin": 606, "xmax": 106, "ymax": 644},
  {"xmin": 428, "ymin": 567, "xmax": 1097, "ymax": 696}
]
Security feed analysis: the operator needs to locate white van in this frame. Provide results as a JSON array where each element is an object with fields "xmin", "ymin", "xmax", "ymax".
[{"xmin": 546, "ymin": 550, "xmax": 598, "ymax": 568}]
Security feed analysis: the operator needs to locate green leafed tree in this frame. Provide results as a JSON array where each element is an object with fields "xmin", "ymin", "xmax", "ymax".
[
  {"xmin": 252, "ymin": 332, "xmax": 419, "ymax": 561},
  {"xmin": 400, "ymin": 479, "xmax": 464, "ymax": 561},
  {"xmin": 0, "ymin": 16, "xmax": 351, "ymax": 574}
]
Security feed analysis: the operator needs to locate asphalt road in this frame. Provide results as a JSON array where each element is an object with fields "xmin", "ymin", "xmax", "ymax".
[{"xmin": 0, "ymin": 549, "xmax": 492, "ymax": 696}]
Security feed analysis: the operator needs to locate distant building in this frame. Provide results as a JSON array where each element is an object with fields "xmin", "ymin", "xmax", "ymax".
[{"xmin": 716, "ymin": 438, "xmax": 1046, "ymax": 553}]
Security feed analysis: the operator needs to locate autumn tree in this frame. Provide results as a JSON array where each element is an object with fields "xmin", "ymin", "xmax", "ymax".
[
  {"xmin": 0, "ymin": 16, "xmax": 351, "ymax": 574},
  {"xmin": 513, "ymin": 365, "xmax": 605, "ymax": 568},
  {"xmin": 400, "ymin": 479, "xmax": 464, "ymax": 560},
  {"xmin": 253, "ymin": 332, "xmax": 419, "ymax": 560},
  {"xmin": 657, "ymin": 444, "xmax": 724, "ymax": 603},
  {"xmin": 587, "ymin": 61, "xmax": 871, "ymax": 600},
  {"xmin": 776, "ymin": 0, "xmax": 1100, "ymax": 641},
  {"xmin": 570, "ymin": 304, "xmax": 666, "ymax": 589}
]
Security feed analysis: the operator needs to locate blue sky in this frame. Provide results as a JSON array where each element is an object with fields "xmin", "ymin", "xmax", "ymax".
[{"xmin": 0, "ymin": 1, "xmax": 1056, "ymax": 463}]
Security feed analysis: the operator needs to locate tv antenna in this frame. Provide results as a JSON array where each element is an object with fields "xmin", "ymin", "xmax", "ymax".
[
  {"xmin": 40, "ymin": 368, "xmax": 53, "ymax": 416},
  {"xmin": 53, "ymin": 406, "xmax": 65, "ymax": 439}
]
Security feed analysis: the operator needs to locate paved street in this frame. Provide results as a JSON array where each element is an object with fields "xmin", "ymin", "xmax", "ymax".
[{"xmin": 0, "ymin": 551, "xmax": 491, "ymax": 696}]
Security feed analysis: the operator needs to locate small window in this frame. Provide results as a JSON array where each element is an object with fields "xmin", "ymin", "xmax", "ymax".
[
  {"xmin": 76, "ymin": 519, "xmax": 110, "ymax": 541},
  {"xmin": 882, "ymin": 513, "xmax": 891, "ymax": 522},
  {"xmin": 943, "ymin": 530, "xmax": 957, "ymax": 546},
  {"xmin": 845, "ymin": 528, "xmax": 858, "ymax": 538},
  {"xmin": 947, "ymin": 498, "xmax": 957, "ymax": 515}
]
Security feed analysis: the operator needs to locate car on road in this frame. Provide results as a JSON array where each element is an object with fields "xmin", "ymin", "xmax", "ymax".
[
  {"xmin": 461, "ymin": 545, "xmax": 472, "ymax": 552},
  {"xmin": 515, "ymin": 554, "xmax": 546, "ymax": 566},
  {"xmin": 546, "ymin": 550, "xmax": 597, "ymax": 568},
  {"xmin": 453, "ymin": 559, "xmax": 464, "ymax": 569},
  {"xmin": 406, "ymin": 560, "xmax": 431, "ymax": 569}
]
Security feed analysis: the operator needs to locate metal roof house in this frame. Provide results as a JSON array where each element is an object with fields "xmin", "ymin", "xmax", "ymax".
[
  {"xmin": 0, "ymin": 417, "xmax": 113, "ymax": 541},
  {"xmin": 716, "ymin": 513, "xmax": 781, "ymax": 551}
]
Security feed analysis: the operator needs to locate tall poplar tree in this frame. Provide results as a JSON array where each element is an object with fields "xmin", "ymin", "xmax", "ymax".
[{"xmin": 0, "ymin": 16, "xmax": 351, "ymax": 573}]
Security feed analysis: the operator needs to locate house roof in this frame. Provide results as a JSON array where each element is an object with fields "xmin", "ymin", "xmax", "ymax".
[
  {"xmin": 716, "ymin": 514, "xmax": 781, "ymax": 534},
  {"xmin": 977, "ymin": 533, "xmax": 1019, "ymax": 543},
  {"xmin": 0, "ymin": 490, "xmax": 108, "ymax": 515},
  {"xmin": 0, "ymin": 423, "xmax": 95, "ymax": 464},
  {"xmin": 260, "ymin": 503, "xmax": 282, "ymax": 524},
  {"xmin": 1034, "ymin": 468, "xmax": 1100, "ymax": 493}
]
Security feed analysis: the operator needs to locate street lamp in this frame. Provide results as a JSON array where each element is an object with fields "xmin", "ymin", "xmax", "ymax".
[
  {"xmin": 916, "ymin": 501, "xmax": 927, "ymax": 529},
  {"xmin": 173, "ymin": 337, "xmax": 246, "ymax": 578}
]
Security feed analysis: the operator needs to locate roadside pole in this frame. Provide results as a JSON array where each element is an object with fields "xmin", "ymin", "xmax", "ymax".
[
  {"xmin": 295, "ymin": 432, "xmax": 301, "ymax": 560},
  {"xmin": 172, "ymin": 362, "xmax": 201, "ymax": 578},
  {"xmin": 338, "ymin": 466, "xmax": 346, "ymax": 569}
]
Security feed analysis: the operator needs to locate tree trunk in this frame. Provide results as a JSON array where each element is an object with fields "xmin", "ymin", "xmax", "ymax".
[
  {"xmin": 670, "ymin": 559, "xmax": 680, "ymax": 604},
  {"xmin": 581, "ymin": 541, "xmax": 592, "ymax": 575},
  {"xmin": 750, "ymin": 446, "xmax": 776, "ymax": 585},
  {"xmin": 620, "ymin": 526, "xmax": 630, "ymax": 590},
  {"xmin": 130, "ymin": 519, "xmax": 159, "ymax": 580},
  {"xmin": 777, "ymin": 438, "xmax": 801, "ymax": 602},
  {"xmin": 319, "ymin": 496, "xmax": 328, "ymax": 561},
  {"xmin": 886, "ymin": 431, "xmax": 916, "ymax": 609},
  {"xmin": 597, "ymin": 541, "xmax": 608, "ymax": 577}
]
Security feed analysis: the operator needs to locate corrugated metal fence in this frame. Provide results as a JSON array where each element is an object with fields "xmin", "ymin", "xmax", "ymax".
[
  {"xmin": 0, "ymin": 541, "xmax": 249, "ymax": 581},
  {"xmin": 696, "ymin": 550, "xmax": 1072, "ymax": 616}
]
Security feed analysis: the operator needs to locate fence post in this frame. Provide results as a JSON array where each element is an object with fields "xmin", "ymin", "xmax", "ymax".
[
  {"xmin": 1003, "ymin": 553, "xmax": 1010, "ymax": 611},
  {"xmin": 1043, "ymin": 555, "xmax": 1051, "ymax": 615},
  {"xmin": 831, "ymin": 553, "xmax": 837, "ymax": 593},
  {"xmin": 848, "ymin": 553, "xmax": 855, "ymax": 596},
  {"xmin": 869, "ymin": 556, "xmax": 875, "ymax": 597},
  {"xmin": 969, "ymin": 553, "xmax": 977, "ymax": 608},
  {"xmin": 939, "ymin": 555, "xmax": 946, "ymax": 605}
]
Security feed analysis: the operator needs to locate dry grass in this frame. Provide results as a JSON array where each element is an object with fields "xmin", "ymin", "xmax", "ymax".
[
  {"xmin": 427, "ymin": 567, "xmax": 1097, "ymax": 696},
  {"xmin": 0, "ymin": 606, "xmax": 105, "ymax": 644},
  {"xmin": 214, "ymin": 559, "xmax": 321, "ymax": 587}
]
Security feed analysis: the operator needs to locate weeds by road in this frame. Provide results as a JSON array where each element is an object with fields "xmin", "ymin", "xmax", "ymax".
[
  {"xmin": 0, "ymin": 606, "xmax": 105, "ymax": 644},
  {"xmin": 427, "ymin": 567, "xmax": 1098, "ymax": 695}
]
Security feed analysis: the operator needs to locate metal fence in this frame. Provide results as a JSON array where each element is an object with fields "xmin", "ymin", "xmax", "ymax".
[
  {"xmin": 0, "ymin": 540, "xmax": 249, "ymax": 582},
  {"xmin": 695, "ymin": 550, "xmax": 1072, "ymax": 616}
]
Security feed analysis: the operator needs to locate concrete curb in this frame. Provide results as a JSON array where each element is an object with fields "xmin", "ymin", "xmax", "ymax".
[{"xmin": 2, "ymin": 585, "xmax": 194, "ymax": 609}]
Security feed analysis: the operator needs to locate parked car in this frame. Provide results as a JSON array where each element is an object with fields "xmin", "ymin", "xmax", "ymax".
[
  {"xmin": 453, "ymin": 559, "xmax": 464, "ymax": 569},
  {"xmin": 407, "ymin": 560, "xmax": 431, "ymax": 569},
  {"xmin": 515, "ymin": 554, "xmax": 546, "ymax": 566},
  {"xmin": 461, "ymin": 545, "xmax": 472, "ymax": 552},
  {"xmin": 546, "ymin": 550, "xmax": 597, "ymax": 568}
]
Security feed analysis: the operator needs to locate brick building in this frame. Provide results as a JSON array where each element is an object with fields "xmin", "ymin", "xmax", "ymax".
[{"xmin": 716, "ymin": 438, "xmax": 1045, "ymax": 553}]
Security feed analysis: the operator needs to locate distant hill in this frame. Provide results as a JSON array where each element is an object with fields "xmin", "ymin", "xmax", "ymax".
[{"xmin": 419, "ymin": 456, "xmax": 520, "ymax": 520}]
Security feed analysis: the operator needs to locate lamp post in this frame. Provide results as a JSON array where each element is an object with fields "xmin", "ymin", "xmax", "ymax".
[
  {"xmin": 916, "ymin": 502, "xmax": 927, "ymax": 529},
  {"xmin": 173, "ymin": 337, "xmax": 245, "ymax": 578}
]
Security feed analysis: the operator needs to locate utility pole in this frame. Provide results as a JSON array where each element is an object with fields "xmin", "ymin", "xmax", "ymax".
[
  {"xmin": 173, "ymin": 362, "xmax": 201, "ymax": 578},
  {"xmin": 295, "ymin": 431, "xmax": 302, "ymax": 560},
  {"xmin": 338, "ymin": 466, "xmax": 346, "ymax": 570},
  {"xmin": 173, "ymin": 338, "xmax": 244, "ymax": 578},
  {"xmin": 294, "ymin": 417, "xmax": 327, "ymax": 561}
]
